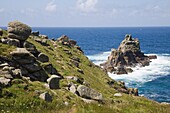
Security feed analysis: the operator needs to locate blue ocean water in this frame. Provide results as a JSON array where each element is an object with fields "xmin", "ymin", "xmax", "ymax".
[{"xmin": 32, "ymin": 27, "xmax": 170, "ymax": 103}]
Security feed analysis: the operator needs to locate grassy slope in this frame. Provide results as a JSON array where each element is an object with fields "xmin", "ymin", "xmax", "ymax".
[{"xmin": 0, "ymin": 32, "xmax": 170, "ymax": 113}]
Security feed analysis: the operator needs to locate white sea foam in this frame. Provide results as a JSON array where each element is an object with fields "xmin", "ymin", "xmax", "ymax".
[{"xmin": 87, "ymin": 52, "xmax": 170, "ymax": 87}]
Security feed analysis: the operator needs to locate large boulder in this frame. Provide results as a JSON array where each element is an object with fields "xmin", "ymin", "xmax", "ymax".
[
  {"xmin": 77, "ymin": 85, "xmax": 103, "ymax": 100},
  {"xmin": 8, "ymin": 21, "xmax": 32, "ymax": 41}
]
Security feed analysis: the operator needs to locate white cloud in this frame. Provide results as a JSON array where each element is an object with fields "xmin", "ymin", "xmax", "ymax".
[
  {"xmin": 0, "ymin": 8, "xmax": 4, "ymax": 13},
  {"xmin": 77, "ymin": 0, "xmax": 98, "ymax": 13},
  {"xmin": 45, "ymin": 0, "xmax": 57, "ymax": 12},
  {"xmin": 20, "ymin": 8, "xmax": 38, "ymax": 17}
]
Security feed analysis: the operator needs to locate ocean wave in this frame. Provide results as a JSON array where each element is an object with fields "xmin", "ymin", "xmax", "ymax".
[{"xmin": 87, "ymin": 52, "xmax": 170, "ymax": 87}]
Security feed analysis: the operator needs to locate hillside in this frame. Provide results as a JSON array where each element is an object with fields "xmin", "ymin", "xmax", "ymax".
[{"xmin": 0, "ymin": 21, "xmax": 170, "ymax": 113}]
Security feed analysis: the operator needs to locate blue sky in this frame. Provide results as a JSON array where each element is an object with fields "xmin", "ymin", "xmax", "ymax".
[{"xmin": 1, "ymin": 0, "xmax": 170, "ymax": 27}]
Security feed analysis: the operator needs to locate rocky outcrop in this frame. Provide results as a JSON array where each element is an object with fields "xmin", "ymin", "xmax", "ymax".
[
  {"xmin": 101, "ymin": 34, "xmax": 157, "ymax": 74},
  {"xmin": 10, "ymin": 48, "xmax": 48, "ymax": 82},
  {"xmin": 77, "ymin": 85, "xmax": 103, "ymax": 101},
  {"xmin": 8, "ymin": 21, "xmax": 32, "ymax": 47}
]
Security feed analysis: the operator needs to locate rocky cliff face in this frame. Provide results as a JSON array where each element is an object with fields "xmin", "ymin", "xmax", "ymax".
[{"xmin": 101, "ymin": 34, "xmax": 157, "ymax": 74}]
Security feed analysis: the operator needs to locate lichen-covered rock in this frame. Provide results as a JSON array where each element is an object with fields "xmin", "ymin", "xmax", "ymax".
[
  {"xmin": 8, "ymin": 21, "xmax": 32, "ymax": 41},
  {"xmin": 77, "ymin": 85, "xmax": 103, "ymax": 100}
]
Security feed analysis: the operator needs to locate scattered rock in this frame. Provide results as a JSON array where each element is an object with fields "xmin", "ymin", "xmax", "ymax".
[
  {"xmin": 39, "ymin": 92, "xmax": 52, "ymax": 102},
  {"xmin": 70, "ymin": 59, "xmax": 79, "ymax": 67},
  {"xmin": 0, "ymin": 70, "xmax": 13, "ymax": 79},
  {"xmin": 0, "ymin": 77, "xmax": 11, "ymax": 87},
  {"xmin": 12, "ymin": 69, "xmax": 22, "ymax": 78},
  {"xmin": 42, "ymin": 63, "xmax": 58, "ymax": 75},
  {"xmin": 64, "ymin": 101, "xmax": 69, "ymax": 106},
  {"xmin": 114, "ymin": 93, "xmax": 122, "ymax": 97},
  {"xmin": 128, "ymin": 88, "xmax": 138, "ymax": 96},
  {"xmin": 1, "ymin": 37, "xmax": 20, "ymax": 47},
  {"xmin": 77, "ymin": 69, "xmax": 84, "ymax": 74},
  {"xmin": 31, "ymin": 31, "xmax": 39, "ymax": 36},
  {"xmin": 77, "ymin": 85, "xmax": 103, "ymax": 100},
  {"xmin": 31, "ymin": 70, "xmax": 48, "ymax": 82},
  {"xmin": 40, "ymin": 35, "xmax": 48, "ymax": 39},
  {"xmin": 0, "ymin": 28, "xmax": 3, "ymax": 36},
  {"xmin": 37, "ymin": 53, "xmax": 49, "ymax": 63},
  {"xmin": 69, "ymin": 84, "xmax": 77, "ymax": 94},
  {"xmin": 69, "ymin": 40, "xmax": 77, "ymax": 46},
  {"xmin": 47, "ymin": 75, "xmax": 61, "ymax": 89}
]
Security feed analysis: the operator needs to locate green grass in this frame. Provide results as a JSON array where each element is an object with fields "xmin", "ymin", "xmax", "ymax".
[
  {"xmin": 0, "ymin": 36, "xmax": 169, "ymax": 113},
  {"xmin": 0, "ymin": 43, "xmax": 15, "ymax": 57}
]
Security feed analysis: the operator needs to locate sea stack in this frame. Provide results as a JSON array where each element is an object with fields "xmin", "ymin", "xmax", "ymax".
[{"xmin": 101, "ymin": 34, "xmax": 157, "ymax": 74}]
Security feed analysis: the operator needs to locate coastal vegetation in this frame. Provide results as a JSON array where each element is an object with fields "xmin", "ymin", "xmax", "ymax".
[{"xmin": 0, "ymin": 21, "xmax": 169, "ymax": 113}]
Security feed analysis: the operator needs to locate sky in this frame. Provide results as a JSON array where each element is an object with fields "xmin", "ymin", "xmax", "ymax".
[{"xmin": 0, "ymin": 0, "xmax": 170, "ymax": 27}]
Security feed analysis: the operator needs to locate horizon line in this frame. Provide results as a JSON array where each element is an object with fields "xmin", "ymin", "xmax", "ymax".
[{"xmin": 1, "ymin": 26, "xmax": 170, "ymax": 28}]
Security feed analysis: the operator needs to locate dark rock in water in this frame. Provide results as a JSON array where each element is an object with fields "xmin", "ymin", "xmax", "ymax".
[
  {"xmin": 148, "ymin": 55, "xmax": 157, "ymax": 59},
  {"xmin": 114, "ymin": 66, "xmax": 127, "ymax": 75},
  {"xmin": 0, "ymin": 28, "xmax": 3, "ymax": 36},
  {"xmin": 31, "ymin": 31, "xmax": 39, "ymax": 36},
  {"xmin": 77, "ymin": 85, "xmax": 103, "ymax": 100},
  {"xmin": 101, "ymin": 34, "xmax": 157, "ymax": 75},
  {"xmin": 7, "ymin": 21, "xmax": 31, "ymax": 47}
]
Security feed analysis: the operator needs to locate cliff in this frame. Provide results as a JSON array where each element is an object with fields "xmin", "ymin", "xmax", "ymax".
[{"xmin": 0, "ymin": 21, "xmax": 169, "ymax": 113}]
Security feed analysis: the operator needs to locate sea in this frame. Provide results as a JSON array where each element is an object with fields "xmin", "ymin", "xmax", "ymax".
[{"xmin": 19, "ymin": 27, "xmax": 170, "ymax": 103}]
